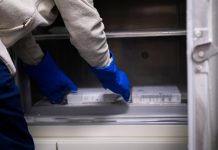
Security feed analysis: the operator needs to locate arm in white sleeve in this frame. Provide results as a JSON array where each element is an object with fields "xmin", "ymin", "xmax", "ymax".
[
  {"xmin": 54, "ymin": 0, "xmax": 111, "ymax": 67},
  {"xmin": 12, "ymin": 33, "xmax": 44, "ymax": 65}
]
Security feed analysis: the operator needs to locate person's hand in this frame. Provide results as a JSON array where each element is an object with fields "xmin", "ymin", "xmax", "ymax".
[
  {"xmin": 92, "ymin": 52, "xmax": 130, "ymax": 102},
  {"xmin": 24, "ymin": 52, "xmax": 77, "ymax": 104}
]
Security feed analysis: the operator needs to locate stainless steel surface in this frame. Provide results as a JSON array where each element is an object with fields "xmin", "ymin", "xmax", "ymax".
[{"xmin": 188, "ymin": 0, "xmax": 218, "ymax": 149}]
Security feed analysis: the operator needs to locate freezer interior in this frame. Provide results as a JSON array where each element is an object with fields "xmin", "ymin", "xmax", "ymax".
[{"xmin": 17, "ymin": 0, "xmax": 187, "ymax": 124}]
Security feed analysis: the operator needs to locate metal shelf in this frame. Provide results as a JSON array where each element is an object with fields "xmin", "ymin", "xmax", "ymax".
[
  {"xmin": 106, "ymin": 30, "xmax": 186, "ymax": 38},
  {"xmin": 21, "ymin": 57, "xmax": 188, "ymax": 125},
  {"xmin": 25, "ymin": 88, "xmax": 187, "ymax": 125},
  {"xmin": 26, "ymin": 103, "xmax": 187, "ymax": 125},
  {"xmin": 34, "ymin": 29, "xmax": 186, "ymax": 41}
]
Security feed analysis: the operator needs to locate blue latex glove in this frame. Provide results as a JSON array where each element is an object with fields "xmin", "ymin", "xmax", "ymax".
[
  {"xmin": 24, "ymin": 52, "xmax": 77, "ymax": 104},
  {"xmin": 91, "ymin": 52, "xmax": 130, "ymax": 102}
]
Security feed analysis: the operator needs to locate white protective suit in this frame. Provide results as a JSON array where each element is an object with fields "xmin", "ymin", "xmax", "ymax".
[{"xmin": 0, "ymin": 0, "xmax": 111, "ymax": 76}]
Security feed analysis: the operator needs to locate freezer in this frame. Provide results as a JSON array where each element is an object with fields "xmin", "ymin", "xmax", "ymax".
[{"xmin": 14, "ymin": 0, "xmax": 218, "ymax": 149}]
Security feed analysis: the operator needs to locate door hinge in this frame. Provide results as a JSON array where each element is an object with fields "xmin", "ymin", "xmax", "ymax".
[{"xmin": 192, "ymin": 28, "xmax": 218, "ymax": 63}]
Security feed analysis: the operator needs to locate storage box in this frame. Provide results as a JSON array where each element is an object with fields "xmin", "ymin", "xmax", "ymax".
[{"xmin": 132, "ymin": 86, "xmax": 181, "ymax": 104}]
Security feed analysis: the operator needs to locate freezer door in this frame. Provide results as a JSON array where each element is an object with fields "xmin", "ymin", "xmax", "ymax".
[{"xmin": 188, "ymin": 0, "xmax": 218, "ymax": 149}]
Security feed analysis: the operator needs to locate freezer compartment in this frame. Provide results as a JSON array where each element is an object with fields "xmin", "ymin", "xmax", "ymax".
[
  {"xmin": 17, "ymin": 36, "xmax": 187, "ymax": 123},
  {"xmin": 27, "ymin": 37, "xmax": 186, "ymax": 104},
  {"xmin": 17, "ymin": 0, "xmax": 187, "ymax": 124}
]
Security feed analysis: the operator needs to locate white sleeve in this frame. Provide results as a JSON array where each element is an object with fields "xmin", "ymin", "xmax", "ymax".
[
  {"xmin": 12, "ymin": 33, "xmax": 44, "ymax": 65},
  {"xmin": 54, "ymin": 0, "xmax": 111, "ymax": 67}
]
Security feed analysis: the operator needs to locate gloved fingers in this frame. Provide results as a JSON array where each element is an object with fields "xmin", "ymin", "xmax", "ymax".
[
  {"xmin": 47, "ymin": 71, "xmax": 78, "ymax": 103},
  {"xmin": 117, "ymin": 71, "xmax": 130, "ymax": 101},
  {"xmin": 64, "ymin": 75, "xmax": 78, "ymax": 92},
  {"xmin": 104, "ymin": 71, "xmax": 130, "ymax": 101},
  {"xmin": 122, "ymin": 90, "xmax": 130, "ymax": 102},
  {"xmin": 91, "ymin": 51, "xmax": 130, "ymax": 102},
  {"xmin": 102, "ymin": 81, "xmax": 130, "ymax": 102}
]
